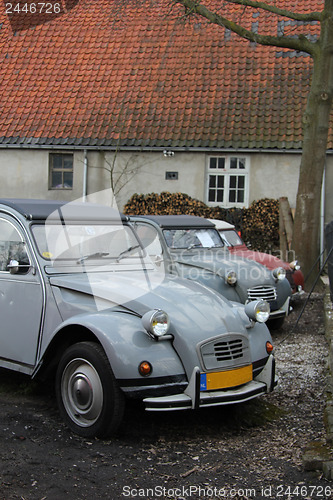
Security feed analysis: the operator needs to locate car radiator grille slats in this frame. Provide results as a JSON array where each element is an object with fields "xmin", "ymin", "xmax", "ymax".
[
  {"xmin": 200, "ymin": 334, "xmax": 251, "ymax": 371},
  {"xmin": 247, "ymin": 285, "xmax": 277, "ymax": 302},
  {"xmin": 214, "ymin": 339, "xmax": 243, "ymax": 361}
]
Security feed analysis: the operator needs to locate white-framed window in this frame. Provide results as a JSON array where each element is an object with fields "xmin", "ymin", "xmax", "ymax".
[
  {"xmin": 49, "ymin": 153, "xmax": 74, "ymax": 190},
  {"xmin": 206, "ymin": 155, "xmax": 249, "ymax": 207}
]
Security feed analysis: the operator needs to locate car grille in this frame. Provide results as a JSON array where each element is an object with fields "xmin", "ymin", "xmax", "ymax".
[
  {"xmin": 215, "ymin": 339, "xmax": 243, "ymax": 361},
  {"xmin": 199, "ymin": 334, "xmax": 251, "ymax": 371},
  {"xmin": 247, "ymin": 285, "xmax": 277, "ymax": 302}
]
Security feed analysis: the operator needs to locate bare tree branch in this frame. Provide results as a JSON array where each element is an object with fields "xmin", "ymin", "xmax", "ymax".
[
  {"xmin": 223, "ymin": 0, "xmax": 323, "ymax": 22},
  {"xmin": 173, "ymin": 0, "xmax": 319, "ymax": 56}
]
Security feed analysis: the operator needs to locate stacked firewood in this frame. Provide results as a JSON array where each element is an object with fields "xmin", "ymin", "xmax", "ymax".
[
  {"xmin": 242, "ymin": 198, "xmax": 279, "ymax": 252},
  {"xmin": 123, "ymin": 192, "xmax": 210, "ymax": 216}
]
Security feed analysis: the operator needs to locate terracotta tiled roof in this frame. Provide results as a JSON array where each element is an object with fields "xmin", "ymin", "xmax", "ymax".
[{"xmin": 0, "ymin": 0, "xmax": 329, "ymax": 149}]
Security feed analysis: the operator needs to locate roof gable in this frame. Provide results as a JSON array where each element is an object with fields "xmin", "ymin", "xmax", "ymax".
[{"xmin": 0, "ymin": 0, "xmax": 329, "ymax": 150}]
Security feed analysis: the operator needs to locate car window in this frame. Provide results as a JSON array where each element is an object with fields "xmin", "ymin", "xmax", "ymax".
[
  {"xmin": 32, "ymin": 223, "xmax": 144, "ymax": 263},
  {"xmin": 219, "ymin": 229, "xmax": 244, "ymax": 247},
  {"xmin": 134, "ymin": 224, "xmax": 163, "ymax": 256},
  {"xmin": 0, "ymin": 218, "xmax": 30, "ymax": 273},
  {"xmin": 163, "ymin": 228, "xmax": 224, "ymax": 249}
]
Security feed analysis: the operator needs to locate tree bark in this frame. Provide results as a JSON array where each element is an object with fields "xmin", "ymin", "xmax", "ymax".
[{"xmin": 292, "ymin": 0, "xmax": 333, "ymax": 286}]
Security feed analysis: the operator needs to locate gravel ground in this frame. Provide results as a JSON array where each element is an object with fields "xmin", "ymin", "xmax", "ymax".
[{"xmin": 0, "ymin": 292, "xmax": 332, "ymax": 500}]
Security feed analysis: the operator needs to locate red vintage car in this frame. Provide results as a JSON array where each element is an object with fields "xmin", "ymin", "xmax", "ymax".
[{"xmin": 210, "ymin": 219, "xmax": 304, "ymax": 294}]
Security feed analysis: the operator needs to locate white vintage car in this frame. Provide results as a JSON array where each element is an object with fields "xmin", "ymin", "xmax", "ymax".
[{"xmin": 0, "ymin": 199, "xmax": 276, "ymax": 437}]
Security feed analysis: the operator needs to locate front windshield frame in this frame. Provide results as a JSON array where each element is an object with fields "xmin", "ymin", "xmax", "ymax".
[
  {"xmin": 31, "ymin": 221, "xmax": 147, "ymax": 265},
  {"xmin": 162, "ymin": 228, "xmax": 224, "ymax": 249}
]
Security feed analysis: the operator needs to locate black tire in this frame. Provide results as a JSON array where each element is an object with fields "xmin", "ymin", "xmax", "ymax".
[
  {"xmin": 267, "ymin": 316, "xmax": 285, "ymax": 330},
  {"xmin": 55, "ymin": 341, "xmax": 125, "ymax": 438}
]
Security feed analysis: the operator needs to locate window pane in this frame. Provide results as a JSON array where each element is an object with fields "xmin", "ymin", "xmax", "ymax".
[
  {"xmin": 0, "ymin": 219, "xmax": 25, "ymax": 271},
  {"xmin": 230, "ymin": 176, "xmax": 237, "ymax": 188},
  {"xmin": 63, "ymin": 171, "xmax": 73, "ymax": 188},
  {"xmin": 239, "ymin": 158, "xmax": 246, "ymax": 169},
  {"xmin": 63, "ymin": 157, "xmax": 73, "ymax": 169},
  {"xmin": 52, "ymin": 155, "xmax": 63, "ymax": 169},
  {"xmin": 217, "ymin": 175, "xmax": 224, "ymax": 188},
  {"xmin": 238, "ymin": 191, "xmax": 244, "ymax": 203},
  {"xmin": 208, "ymin": 190, "xmax": 215, "ymax": 202},
  {"xmin": 217, "ymin": 158, "xmax": 225, "ymax": 169},
  {"xmin": 210, "ymin": 158, "xmax": 217, "ymax": 169},
  {"xmin": 217, "ymin": 190, "xmax": 224, "ymax": 202},
  {"xmin": 238, "ymin": 176, "xmax": 245, "ymax": 188},
  {"xmin": 229, "ymin": 190, "xmax": 236, "ymax": 203},
  {"xmin": 209, "ymin": 175, "xmax": 216, "ymax": 188},
  {"xmin": 230, "ymin": 157, "xmax": 237, "ymax": 169},
  {"xmin": 51, "ymin": 171, "xmax": 62, "ymax": 188}
]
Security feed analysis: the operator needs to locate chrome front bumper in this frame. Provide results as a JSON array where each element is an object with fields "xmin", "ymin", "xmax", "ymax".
[
  {"xmin": 269, "ymin": 296, "xmax": 290, "ymax": 319},
  {"xmin": 143, "ymin": 355, "xmax": 276, "ymax": 412}
]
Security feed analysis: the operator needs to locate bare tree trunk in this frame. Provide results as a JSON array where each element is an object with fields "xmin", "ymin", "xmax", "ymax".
[{"xmin": 292, "ymin": 2, "xmax": 333, "ymax": 287}]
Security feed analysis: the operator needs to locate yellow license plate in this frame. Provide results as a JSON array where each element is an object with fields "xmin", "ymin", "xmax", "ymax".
[{"xmin": 200, "ymin": 365, "xmax": 253, "ymax": 391}]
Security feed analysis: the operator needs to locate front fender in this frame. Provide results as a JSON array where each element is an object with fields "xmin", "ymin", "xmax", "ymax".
[
  {"xmin": 48, "ymin": 310, "xmax": 186, "ymax": 383},
  {"xmin": 274, "ymin": 278, "xmax": 292, "ymax": 308}
]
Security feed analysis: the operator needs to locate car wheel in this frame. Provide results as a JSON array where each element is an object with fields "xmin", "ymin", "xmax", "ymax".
[
  {"xmin": 55, "ymin": 341, "xmax": 125, "ymax": 438},
  {"xmin": 266, "ymin": 316, "xmax": 285, "ymax": 330}
]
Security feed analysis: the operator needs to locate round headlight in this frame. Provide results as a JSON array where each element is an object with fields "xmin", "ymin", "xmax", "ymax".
[
  {"xmin": 272, "ymin": 267, "xmax": 286, "ymax": 281},
  {"xmin": 142, "ymin": 309, "xmax": 170, "ymax": 338},
  {"xmin": 245, "ymin": 299, "xmax": 270, "ymax": 323},
  {"xmin": 225, "ymin": 270, "xmax": 237, "ymax": 285},
  {"xmin": 290, "ymin": 260, "xmax": 300, "ymax": 271}
]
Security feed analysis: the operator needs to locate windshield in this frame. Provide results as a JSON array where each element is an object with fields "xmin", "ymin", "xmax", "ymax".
[
  {"xmin": 163, "ymin": 228, "xmax": 224, "ymax": 249},
  {"xmin": 32, "ymin": 223, "xmax": 145, "ymax": 263},
  {"xmin": 219, "ymin": 229, "xmax": 244, "ymax": 247}
]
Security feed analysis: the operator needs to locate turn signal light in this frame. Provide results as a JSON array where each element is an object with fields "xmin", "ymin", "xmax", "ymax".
[
  {"xmin": 139, "ymin": 361, "xmax": 152, "ymax": 376},
  {"xmin": 266, "ymin": 341, "xmax": 274, "ymax": 354}
]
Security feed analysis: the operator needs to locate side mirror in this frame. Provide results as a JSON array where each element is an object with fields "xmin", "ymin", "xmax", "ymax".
[
  {"xmin": 8, "ymin": 259, "xmax": 19, "ymax": 274},
  {"xmin": 7, "ymin": 259, "xmax": 33, "ymax": 275}
]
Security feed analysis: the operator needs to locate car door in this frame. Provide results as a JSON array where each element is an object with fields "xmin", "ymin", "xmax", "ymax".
[{"xmin": 0, "ymin": 216, "xmax": 43, "ymax": 369}]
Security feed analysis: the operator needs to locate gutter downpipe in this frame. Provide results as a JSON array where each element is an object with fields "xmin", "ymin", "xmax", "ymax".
[
  {"xmin": 320, "ymin": 163, "xmax": 326, "ymax": 268},
  {"xmin": 83, "ymin": 149, "xmax": 88, "ymax": 201}
]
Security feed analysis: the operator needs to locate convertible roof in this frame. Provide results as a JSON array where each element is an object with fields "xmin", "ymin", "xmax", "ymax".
[
  {"xmin": 0, "ymin": 198, "xmax": 127, "ymax": 222},
  {"xmin": 208, "ymin": 219, "xmax": 235, "ymax": 230},
  {"xmin": 133, "ymin": 215, "xmax": 215, "ymax": 229}
]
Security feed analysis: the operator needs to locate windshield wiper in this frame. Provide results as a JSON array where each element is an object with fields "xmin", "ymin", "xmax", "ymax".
[
  {"xmin": 77, "ymin": 252, "xmax": 110, "ymax": 264},
  {"xmin": 186, "ymin": 243, "xmax": 203, "ymax": 250},
  {"xmin": 116, "ymin": 245, "xmax": 141, "ymax": 262}
]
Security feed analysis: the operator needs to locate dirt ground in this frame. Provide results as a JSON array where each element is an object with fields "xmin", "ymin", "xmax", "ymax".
[{"xmin": 0, "ymin": 292, "xmax": 332, "ymax": 500}]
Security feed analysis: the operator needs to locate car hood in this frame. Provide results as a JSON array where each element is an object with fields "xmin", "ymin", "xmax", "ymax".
[
  {"xmin": 174, "ymin": 251, "xmax": 274, "ymax": 281},
  {"xmin": 49, "ymin": 271, "xmax": 247, "ymax": 341},
  {"xmin": 229, "ymin": 247, "xmax": 290, "ymax": 271}
]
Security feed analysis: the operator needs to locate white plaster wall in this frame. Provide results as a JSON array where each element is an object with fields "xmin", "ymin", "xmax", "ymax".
[
  {"xmin": 249, "ymin": 153, "xmax": 301, "ymax": 208},
  {"xmin": 1, "ymin": 148, "xmax": 332, "ymax": 226},
  {"xmin": 0, "ymin": 149, "xmax": 85, "ymax": 202},
  {"xmin": 87, "ymin": 151, "xmax": 206, "ymax": 210}
]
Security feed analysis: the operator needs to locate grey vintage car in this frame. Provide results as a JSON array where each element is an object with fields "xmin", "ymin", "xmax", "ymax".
[
  {"xmin": 130, "ymin": 215, "xmax": 292, "ymax": 330},
  {"xmin": 0, "ymin": 199, "xmax": 276, "ymax": 437}
]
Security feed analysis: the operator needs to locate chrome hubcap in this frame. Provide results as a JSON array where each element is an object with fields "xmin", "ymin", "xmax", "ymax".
[{"xmin": 61, "ymin": 359, "xmax": 103, "ymax": 428}]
